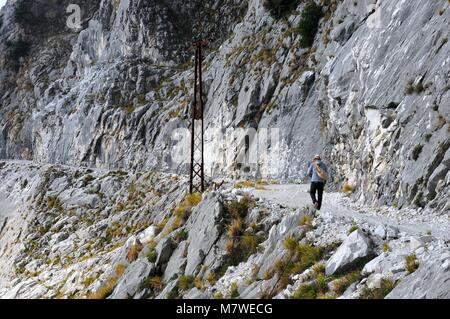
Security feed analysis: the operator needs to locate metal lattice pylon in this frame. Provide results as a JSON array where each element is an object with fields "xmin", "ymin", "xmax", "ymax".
[{"xmin": 189, "ymin": 41, "xmax": 205, "ymax": 194}]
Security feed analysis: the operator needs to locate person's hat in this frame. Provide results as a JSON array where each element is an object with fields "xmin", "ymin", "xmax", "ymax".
[{"xmin": 314, "ymin": 154, "xmax": 321, "ymax": 160}]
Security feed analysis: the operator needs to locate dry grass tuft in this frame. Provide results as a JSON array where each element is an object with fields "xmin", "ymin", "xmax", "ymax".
[
  {"xmin": 127, "ymin": 243, "xmax": 143, "ymax": 262},
  {"xmin": 332, "ymin": 270, "xmax": 362, "ymax": 295},
  {"xmin": 225, "ymin": 239, "xmax": 235, "ymax": 253},
  {"xmin": 115, "ymin": 264, "xmax": 127, "ymax": 277},
  {"xmin": 173, "ymin": 193, "xmax": 203, "ymax": 229},
  {"xmin": 88, "ymin": 276, "xmax": 118, "ymax": 299},
  {"xmin": 227, "ymin": 217, "xmax": 244, "ymax": 238},
  {"xmin": 234, "ymin": 181, "xmax": 255, "ymax": 189},
  {"xmin": 178, "ymin": 275, "xmax": 195, "ymax": 291},
  {"xmin": 341, "ymin": 182, "xmax": 356, "ymax": 194},
  {"xmin": 360, "ymin": 279, "xmax": 397, "ymax": 299},
  {"xmin": 405, "ymin": 254, "xmax": 419, "ymax": 273},
  {"xmin": 299, "ymin": 215, "xmax": 314, "ymax": 230},
  {"xmin": 283, "ymin": 236, "xmax": 298, "ymax": 254}
]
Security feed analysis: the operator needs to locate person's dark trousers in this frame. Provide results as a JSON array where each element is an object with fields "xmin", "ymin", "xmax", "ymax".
[{"xmin": 310, "ymin": 182, "xmax": 325, "ymax": 210}]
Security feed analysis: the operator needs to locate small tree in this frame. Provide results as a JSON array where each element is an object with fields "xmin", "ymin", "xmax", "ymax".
[
  {"xmin": 297, "ymin": 2, "xmax": 323, "ymax": 48},
  {"xmin": 264, "ymin": 0, "xmax": 300, "ymax": 20}
]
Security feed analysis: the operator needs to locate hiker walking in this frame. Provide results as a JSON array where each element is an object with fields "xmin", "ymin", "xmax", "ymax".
[{"xmin": 307, "ymin": 154, "xmax": 328, "ymax": 211}]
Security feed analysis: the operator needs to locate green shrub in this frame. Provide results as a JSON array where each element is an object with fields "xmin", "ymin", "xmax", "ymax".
[
  {"xmin": 405, "ymin": 254, "xmax": 419, "ymax": 273},
  {"xmin": 411, "ymin": 144, "xmax": 423, "ymax": 161},
  {"xmin": 294, "ymin": 244, "xmax": 323, "ymax": 272},
  {"xmin": 234, "ymin": 181, "xmax": 255, "ymax": 189},
  {"xmin": 292, "ymin": 283, "xmax": 317, "ymax": 299},
  {"xmin": 332, "ymin": 270, "xmax": 362, "ymax": 295},
  {"xmin": 6, "ymin": 37, "xmax": 31, "ymax": 71},
  {"xmin": 166, "ymin": 289, "xmax": 180, "ymax": 299},
  {"xmin": 414, "ymin": 192, "xmax": 425, "ymax": 209},
  {"xmin": 175, "ymin": 230, "xmax": 189, "ymax": 242},
  {"xmin": 214, "ymin": 292, "xmax": 224, "ymax": 299},
  {"xmin": 14, "ymin": 0, "xmax": 64, "ymax": 32},
  {"xmin": 242, "ymin": 234, "xmax": 259, "ymax": 252},
  {"xmin": 283, "ymin": 236, "xmax": 298, "ymax": 253},
  {"xmin": 178, "ymin": 275, "xmax": 195, "ymax": 291},
  {"xmin": 315, "ymin": 274, "xmax": 328, "ymax": 294},
  {"xmin": 297, "ymin": 2, "xmax": 323, "ymax": 48},
  {"xmin": 229, "ymin": 282, "xmax": 240, "ymax": 299},
  {"xmin": 225, "ymin": 195, "xmax": 255, "ymax": 219},
  {"xmin": 264, "ymin": 0, "xmax": 300, "ymax": 20},
  {"xmin": 216, "ymin": 196, "xmax": 262, "ymax": 279},
  {"xmin": 360, "ymin": 279, "xmax": 396, "ymax": 299},
  {"xmin": 312, "ymin": 263, "xmax": 326, "ymax": 276},
  {"xmin": 146, "ymin": 250, "xmax": 158, "ymax": 263},
  {"xmin": 219, "ymin": 232, "xmax": 262, "ymax": 278},
  {"xmin": 299, "ymin": 215, "xmax": 314, "ymax": 230},
  {"xmin": 347, "ymin": 224, "xmax": 358, "ymax": 235},
  {"xmin": 46, "ymin": 195, "xmax": 64, "ymax": 213},
  {"xmin": 207, "ymin": 272, "xmax": 217, "ymax": 285},
  {"xmin": 139, "ymin": 276, "xmax": 165, "ymax": 294},
  {"xmin": 288, "ymin": 244, "xmax": 323, "ymax": 276}
]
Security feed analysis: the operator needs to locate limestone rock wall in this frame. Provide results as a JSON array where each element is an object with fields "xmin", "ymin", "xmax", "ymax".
[{"xmin": 0, "ymin": 0, "xmax": 448, "ymax": 209}]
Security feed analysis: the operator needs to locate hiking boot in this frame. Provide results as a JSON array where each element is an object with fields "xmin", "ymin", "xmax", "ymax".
[{"xmin": 314, "ymin": 202, "xmax": 319, "ymax": 210}]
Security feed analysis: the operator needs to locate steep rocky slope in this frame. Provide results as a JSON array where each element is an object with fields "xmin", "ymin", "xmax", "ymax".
[
  {"xmin": 0, "ymin": 0, "xmax": 449, "ymax": 299},
  {"xmin": 1, "ymin": 0, "xmax": 448, "ymax": 209},
  {"xmin": 0, "ymin": 161, "xmax": 448, "ymax": 299}
]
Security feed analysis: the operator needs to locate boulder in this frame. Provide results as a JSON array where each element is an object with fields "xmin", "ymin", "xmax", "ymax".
[
  {"xmin": 362, "ymin": 252, "xmax": 407, "ymax": 279},
  {"xmin": 184, "ymin": 193, "xmax": 224, "ymax": 276},
  {"xmin": 326, "ymin": 230, "xmax": 375, "ymax": 276},
  {"xmin": 256, "ymin": 211, "xmax": 304, "ymax": 278},
  {"xmin": 184, "ymin": 288, "xmax": 212, "ymax": 299},
  {"xmin": 155, "ymin": 279, "xmax": 179, "ymax": 299},
  {"xmin": 138, "ymin": 226, "xmax": 157, "ymax": 244},
  {"xmin": 163, "ymin": 241, "xmax": 188, "ymax": 282},
  {"xmin": 374, "ymin": 225, "xmax": 387, "ymax": 239},
  {"xmin": 386, "ymin": 260, "xmax": 450, "ymax": 299},
  {"xmin": 366, "ymin": 273, "xmax": 385, "ymax": 289},
  {"xmin": 386, "ymin": 226, "xmax": 400, "ymax": 239},
  {"xmin": 155, "ymin": 237, "xmax": 175, "ymax": 269},
  {"xmin": 409, "ymin": 236, "xmax": 434, "ymax": 250},
  {"xmin": 109, "ymin": 260, "xmax": 154, "ymax": 299},
  {"xmin": 341, "ymin": 282, "xmax": 358, "ymax": 298},
  {"xmin": 240, "ymin": 277, "xmax": 278, "ymax": 299},
  {"xmin": 330, "ymin": 20, "xmax": 355, "ymax": 43}
]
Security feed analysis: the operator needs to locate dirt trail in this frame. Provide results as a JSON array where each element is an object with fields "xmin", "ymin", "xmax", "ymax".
[{"xmin": 249, "ymin": 184, "xmax": 450, "ymax": 241}]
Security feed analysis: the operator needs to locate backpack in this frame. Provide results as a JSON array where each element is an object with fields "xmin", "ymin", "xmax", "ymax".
[{"xmin": 313, "ymin": 162, "xmax": 328, "ymax": 181}]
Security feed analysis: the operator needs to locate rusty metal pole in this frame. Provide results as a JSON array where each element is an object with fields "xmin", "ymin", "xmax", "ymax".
[
  {"xmin": 198, "ymin": 41, "xmax": 205, "ymax": 193},
  {"xmin": 189, "ymin": 41, "xmax": 205, "ymax": 194},
  {"xmin": 190, "ymin": 44, "xmax": 198, "ymax": 194}
]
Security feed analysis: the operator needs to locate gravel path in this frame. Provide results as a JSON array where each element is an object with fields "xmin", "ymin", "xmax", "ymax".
[{"xmin": 249, "ymin": 184, "xmax": 450, "ymax": 241}]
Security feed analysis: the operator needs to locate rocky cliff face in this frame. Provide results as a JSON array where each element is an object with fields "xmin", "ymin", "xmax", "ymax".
[
  {"xmin": 0, "ymin": 0, "xmax": 449, "ymax": 299},
  {"xmin": 1, "ymin": 0, "xmax": 449, "ymax": 209}
]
